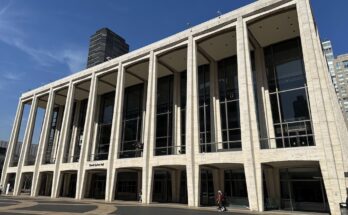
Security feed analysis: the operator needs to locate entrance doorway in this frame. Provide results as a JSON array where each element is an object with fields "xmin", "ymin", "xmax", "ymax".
[
  {"xmin": 115, "ymin": 171, "xmax": 140, "ymax": 201},
  {"xmin": 85, "ymin": 170, "xmax": 106, "ymax": 199},
  {"xmin": 59, "ymin": 171, "xmax": 77, "ymax": 198},
  {"xmin": 179, "ymin": 170, "xmax": 188, "ymax": 204},
  {"xmin": 38, "ymin": 171, "xmax": 53, "ymax": 196},
  {"xmin": 20, "ymin": 172, "xmax": 33, "ymax": 195},
  {"xmin": 279, "ymin": 167, "xmax": 329, "ymax": 212},
  {"xmin": 224, "ymin": 169, "xmax": 249, "ymax": 207},
  {"xmin": 263, "ymin": 164, "xmax": 329, "ymax": 213},
  {"xmin": 5, "ymin": 173, "xmax": 16, "ymax": 194},
  {"xmin": 152, "ymin": 170, "xmax": 172, "ymax": 202},
  {"xmin": 152, "ymin": 167, "xmax": 188, "ymax": 204},
  {"xmin": 200, "ymin": 169, "xmax": 215, "ymax": 206}
]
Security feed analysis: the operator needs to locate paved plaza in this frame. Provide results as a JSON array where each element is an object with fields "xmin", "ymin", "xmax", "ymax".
[{"xmin": 0, "ymin": 196, "xmax": 331, "ymax": 215}]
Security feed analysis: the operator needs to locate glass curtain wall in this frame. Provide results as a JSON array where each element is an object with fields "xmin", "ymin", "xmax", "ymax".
[
  {"xmin": 94, "ymin": 92, "xmax": 115, "ymax": 160},
  {"xmin": 44, "ymin": 106, "xmax": 62, "ymax": 164},
  {"xmin": 152, "ymin": 171, "xmax": 172, "ymax": 202},
  {"xmin": 264, "ymin": 38, "xmax": 314, "ymax": 148},
  {"xmin": 119, "ymin": 84, "xmax": 144, "ymax": 158},
  {"xmin": 198, "ymin": 65, "xmax": 212, "ymax": 153},
  {"xmin": 224, "ymin": 169, "xmax": 248, "ymax": 207},
  {"xmin": 279, "ymin": 167, "xmax": 328, "ymax": 212},
  {"xmin": 116, "ymin": 172, "xmax": 139, "ymax": 200},
  {"xmin": 200, "ymin": 169, "xmax": 215, "ymax": 206},
  {"xmin": 10, "ymin": 102, "xmax": 31, "ymax": 167},
  {"xmin": 73, "ymin": 99, "xmax": 88, "ymax": 161},
  {"xmin": 155, "ymin": 75, "xmax": 174, "ymax": 156},
  {"xmin": 218, "ymin": 56, "xmax": 241, "ymax": 150},
  {"xmin": 25, "ymin": 103, "xmax": 46, "ymax": 165}
]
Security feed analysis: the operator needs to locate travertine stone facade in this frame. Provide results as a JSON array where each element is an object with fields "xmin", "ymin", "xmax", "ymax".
[{"xmin": 2, "ymin": 0, "xmax": 348, "ymax": 214}]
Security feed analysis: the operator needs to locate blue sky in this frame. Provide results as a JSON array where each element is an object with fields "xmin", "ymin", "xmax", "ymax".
[{"xmin": 0, "ymin": 0, "xmax": 347, "ymax": 141}]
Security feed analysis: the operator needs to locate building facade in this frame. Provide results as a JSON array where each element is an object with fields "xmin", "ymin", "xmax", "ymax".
[
  {"xmin": 322, "ymin": 41, "xmax": 348, "ymax": 127},
  {"xmin": 322, "ymin": 41, "xmax": 338, "ymax": 94},
  {"xmin": 0, "ymin": 141, "xmax": 8, "ymax": 177},
  {"xmin": 333, "ymin": 54, "xmax": 348, "ymax": 126},
  {"xmin": 2, "ymin": 0, "xmax": 348, "ymax": 214},
  {"xmin": 87, "ymin": 28, "xmax": 129, "ymax": 68}
]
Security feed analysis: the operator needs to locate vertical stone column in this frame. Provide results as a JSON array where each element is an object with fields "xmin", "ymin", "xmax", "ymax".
[
  {"xmin": 210, "ymin": 61, "xmax": 223, "ymax": 149},
  {"xmin": 0, "ymin": 99, "xmax": 23, "ymax": 186},
  {"xmin": 89, "ymin": 96, "xmax": 100, "ymax": 161},
  {"xmin": 142, "ymin": 51, "xmax": 157, "ymax": 204},
  {"xmin": 51, "ymin": 81, "xmax": 75, "ymax": 198},
  {"xmin": 51, "ymin": 106, "xmax": 65, "ymax": 162},
  {"xmin": 297, "ymin": 0, "xmax": 344, "ymax": 214},
  {"xmin": 236, "ymin": 17, "xmax": 260, "ymax": 211},
  {"xmin": 13, "ymin": 96, "xmax": 38, "ymax": 196},
  {"xmin": 186, "ymin": 36, "xmax": 200, "ymax": 207},
  {"xmin": 254, "ymin": 47, "xmax": 276, "ymax": 148},
  {"xmin": 31, "ymin": 89, "xmax": 55, "ymax": 196},
  {"xmin": 173, "ymin": 72, "xmax": 181, "ymax": 153},
  {"xmin": 76, "ymin": 73, "xmax": 98, "ymax": 199},
  {"xmin": 106, "ymin": 64, "xmax": 125, "ymax": 202},
  {"xmin": 68, "ymin": 101, "xmax": 81, "ymax": 163}
]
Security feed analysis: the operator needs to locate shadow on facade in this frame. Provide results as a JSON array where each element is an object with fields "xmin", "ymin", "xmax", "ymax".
[
  {"xmin": 199, "ymin": 164, "xmax": 249, "ymax": 208},
  {"xmin": 262, "ymin": 161, "xmax": 329, "ymax": 213},
  {"xmin": 59, "ymin": 170, "xmax": 77, "ymax": 198},
  {"xmin": 152, "ymin": 166, "xmax": 188, "ymax": 204}
]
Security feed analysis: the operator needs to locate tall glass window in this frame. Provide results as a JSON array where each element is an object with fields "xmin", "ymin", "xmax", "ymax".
[
  {"xmin": 218, "ymin": 56, "xmax": 241, "ymax": 150},
  {"xmin": 119, "ymin": 84, "xmax": 144, "ymax": 158},
  {"xmin": 155, "ymin": 75, "xmax": 173, "ymax": 156},
  {"xmin": 198, "ymin": 65, "xmax": 211, "ymax": 152},
  {"xmin": 72, "ymin": 99, "xmax": 88, "ymax": 162},
  {"xmin": 94, "ymin": 92, "xmax": 115, "ymax": 160},
  {"xmin": 44, "ymin": 106, "xmax": 61, "ymax": 164},
  {"xmin": 264, "ymin": 38, "xmax": 314, "ymax": 148},
  {"xmin": 25, "ymin": 102, "xmax": 46, "ymax": 166},
  {"xmin": 10, "ymin": 102, "xmax": 31, "ymax": 167}
]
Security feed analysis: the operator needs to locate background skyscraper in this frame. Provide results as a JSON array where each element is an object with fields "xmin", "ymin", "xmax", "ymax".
[
  {"xmin": 87, "ymin": 28, "xmax": 129, "ymax": 68},
  {"xmin": 334, "ymin": 54, "xmax": 348, "ymax": 125},
  {"xmin": 322, "ymin": 40, "xmax": 348, "ymax": 126}
]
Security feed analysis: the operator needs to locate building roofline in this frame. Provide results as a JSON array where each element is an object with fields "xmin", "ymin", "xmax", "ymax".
[{"xmin": 21, "ymin": 0, "xmax": 294, "ymax": 99}]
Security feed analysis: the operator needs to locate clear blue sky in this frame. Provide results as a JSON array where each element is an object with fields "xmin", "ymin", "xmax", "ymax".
[{"xmin": 0, "ymin": 0, "xmax": 347, "ymax": 141}]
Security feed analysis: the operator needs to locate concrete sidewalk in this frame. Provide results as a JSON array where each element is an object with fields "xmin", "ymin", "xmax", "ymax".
[{"xmin": 0, "ymin": 196, "xmax": 330, "ymax": 215}]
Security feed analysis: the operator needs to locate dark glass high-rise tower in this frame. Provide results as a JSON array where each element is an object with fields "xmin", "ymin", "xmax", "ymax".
[{"xmin": 87, "ymin": 28, "xmax": 129, "ymax": 68}]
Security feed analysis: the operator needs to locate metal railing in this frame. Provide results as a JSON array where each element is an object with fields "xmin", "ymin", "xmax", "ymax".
[
  {"xmin": 119, "ymin": 149, "xmax": 143, "ymax": 159},
  {"xmin": 260, "ymin": 134, "xmax": 315, "ymax": 149},
  {"xmin": 199, "ymin": 141, "xmax": 242, "ymax": 153},
  {"xmin": 89, "ymin": 152, "xmax": 109, "ymax": 161},
  {"xmin": 25, "ymin": 158, "xmax": 36, "ymax": 166},
  {"xmin": 154, "ymin": 145, "xmax": 186, "ymax": 156},
  {"xmin": 62, "ymin": 155, "xmax": 81, "ymax": 163},
  {"xmin": 43, "ymin": 157, "xmax": 56, "ymax": 164},
  {"xmin": 119, "ymin": 141, "xmax": 144, "ymax": 159}
]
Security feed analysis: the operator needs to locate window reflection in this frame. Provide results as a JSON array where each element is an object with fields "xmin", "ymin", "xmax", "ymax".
[
  {"xmin": 120, "ymin": 84, "xmax": 144, "ymax": 158},
  {"xmin": 264, "ymin": 38, "xmax": 314, "ymax": 149},
  {"xmin": 198, "ymin": 65, "xmax": 212, "ymax": 152},
  {"xmin": 95, "ymin": 92, "xmax": 115, "ymax": 160},
  {"xmin": 155, "ymin": 75, "xmax": 173, "ymax": 156},
  {"xmin": 218, "ymin": 56, "xmax": 241, "ymax": 150}
]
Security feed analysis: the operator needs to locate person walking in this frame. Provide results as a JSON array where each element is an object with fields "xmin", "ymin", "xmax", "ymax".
[
  {"xmin": 216, "ymin": 190, "xmax": 226, "ymax": 212},
  {"xmin": 138, "ymin": 191, "xmax": 142, "ymax": 203}
]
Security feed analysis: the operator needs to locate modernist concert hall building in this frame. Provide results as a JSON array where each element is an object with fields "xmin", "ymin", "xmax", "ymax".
[{"xmin": 2, "ymin": 0, "xmax": 348, "ymax": 214}]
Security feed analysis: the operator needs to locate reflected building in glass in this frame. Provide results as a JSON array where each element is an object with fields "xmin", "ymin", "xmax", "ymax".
[{"xmin": 1, "ymin": 0, "xmax": 348, "ymax": 214}]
